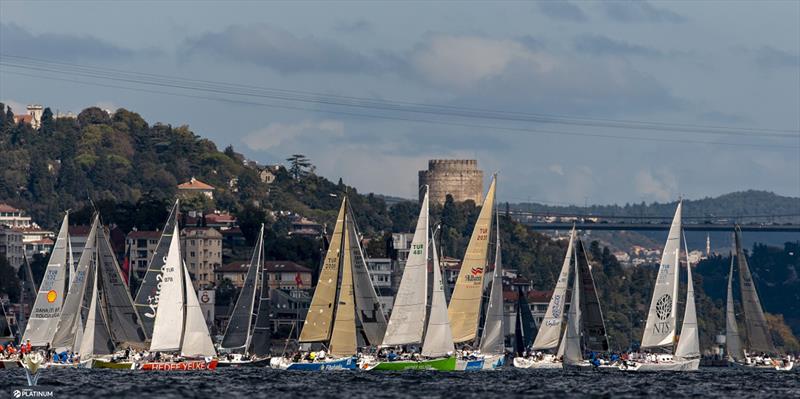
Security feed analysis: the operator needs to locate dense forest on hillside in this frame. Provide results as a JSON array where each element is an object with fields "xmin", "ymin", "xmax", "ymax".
[{"xmin": 1, "ymin": 104, "xmax": 796, "ymax": 352}]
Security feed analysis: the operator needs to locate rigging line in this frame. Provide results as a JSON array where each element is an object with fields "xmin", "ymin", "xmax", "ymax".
[
  {"xmin": 2, "ymin": 55, "xmax": 798, "ymax": 138},
  {"xmin": 3, "ymin": 68, "xmax": 798, "ymax": 151}
]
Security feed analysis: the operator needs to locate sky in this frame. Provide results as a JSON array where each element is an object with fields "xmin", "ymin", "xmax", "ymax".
[{"xmin": 1, "ymin": 1, "xmax": 798, "ymax": 205}]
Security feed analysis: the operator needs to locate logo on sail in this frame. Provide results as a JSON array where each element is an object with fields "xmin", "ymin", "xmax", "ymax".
[
  {"xmin": 46, "ymin": 290, "xmax": 57, "ymax": 303},
  {"xmin": 471, "ymin": 267, "xmax": 483, "ymax": 276},
  {"xmin": 655, "ymin": 294, "xmax": 672, "ymax": 321}
]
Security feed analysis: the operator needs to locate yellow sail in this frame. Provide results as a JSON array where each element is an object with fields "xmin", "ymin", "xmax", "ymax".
[
  {"xmin": 329, "ymin": 205, "xmax": 357, "ymax": 356},
  {"xmin": 298, "ymin": 198, "xmax": 347, "ymax": 342},
  {"xmin": 447, "ymin": 176, "xmax": 496, "ymax": 343}
]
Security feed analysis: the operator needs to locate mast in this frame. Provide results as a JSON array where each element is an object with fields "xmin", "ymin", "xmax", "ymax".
[
  {"xmin": 421, "ymin": 229, "xmax": 455, "ymax": 357},
  {"xmin": 675, "ymin": 232, "xmax": 699, "ymax": 360},
  {"xmin": 78, "ymin": 255, "xmax": 115, "ymax": 358},
  {"xmin": 563, "ymin": 249, "xmax": 582, "ymax": 365},
  {"xmin": 23, "ymin": 212, "xmax": 70, "ymax": 347},
  {"xmin": 250, "ymin": 225, "xmax": 271, "ymax": 357},
  {"xmin": 329, "ymin": 201, "xmax": 357, "ymax": 356},
  {"xmin": 221, "ymin": 224, "xmax": 263, "ymax": 354},
  {"xmin": 149, "ymin": 224, "xmax": 184, "ymax": 352},
  {"xmin": 532, "ymin": 227, "xmax": 575, "ymax": 351},
  {"xmin": 448, "ymin": 175, "xmax": 496, "ymax": 343},
  {"xmin": 383, "ymin": 187, "xmax": 429, "ymax": 347},
  {"xmin": 641, "ymin": 201, "xmax": 682, "ymax": 351},
  {"xmin": 134, "ymin": 199, "xmax": 179, "ymax": 339},
  {"xmin": 575, "ymin": 237, "xmax": 609, "ymax": 352},
  {"xmin": 734, "ymin": 227, "xmax": 775, "ymax": 354}
]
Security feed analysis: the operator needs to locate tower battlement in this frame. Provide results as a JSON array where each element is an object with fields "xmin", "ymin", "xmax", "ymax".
[{"xmin": 419, "ymin": 159, "xmax": 483, "ymax": 205}]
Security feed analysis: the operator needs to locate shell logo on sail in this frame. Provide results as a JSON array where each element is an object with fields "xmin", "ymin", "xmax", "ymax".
[{"xmin": 46, "ymin": 290, "xmax": 57, "ymax": 303}]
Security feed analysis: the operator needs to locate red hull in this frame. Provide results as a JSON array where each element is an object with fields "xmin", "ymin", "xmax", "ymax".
[{"xmin": 138, "ymin": 359, "xmax": 218, "ymax": 371}]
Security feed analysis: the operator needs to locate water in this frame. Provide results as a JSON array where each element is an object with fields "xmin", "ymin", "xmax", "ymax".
[{"xmin": 2, "ymin": 368, "xmax": 799, "ymax": 398}]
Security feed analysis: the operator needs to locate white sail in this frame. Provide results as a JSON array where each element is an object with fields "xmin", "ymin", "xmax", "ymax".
[
  {"xmin": 479, "ymin": 212, "xmax": 505, "ymax": 356},
  {"xmin": 421, "ymin": 234, "xmax": 455, "ymax": 357},
  {"xmin": 675, "ymin": 236, "xmax": 700, "ymax": 359},
  {"xmin": 725, "ymin": 254, "xmax": 744, "ymax": 361},
  {"xmin": 52, "ymin": 215, "xmax": 99, "ymax": 352},
  {"xmin": 149, "ymin": 224, "xmax": 184, "ymax": 352},
  {"xmin": 79, "ymin": 262, "xmax": 114, "ymax": 358},
  {"xmin": 23, "ymin": 213, "xmax": 70, "ymax": 347},
  {"xmin": 532, "ymin": 228, "xmax": 575, "ymax": 350},
  {"xmin": 383, "ymin": 189, "xmax": 429, "ymax": 346},
  {"xmin": 563, "ymin": 257, "xmax": 582, "ymax": 365},
  {"xmin": 180, "ymin": 262, "xmax": 216, "ymax": 358},
  {"xmin": 641, "ymin": 202, "xmax": 682, "ymax": 350}
]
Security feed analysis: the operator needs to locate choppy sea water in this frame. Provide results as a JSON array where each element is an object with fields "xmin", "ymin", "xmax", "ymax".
[{"xmin": 2, "ymin": 367, "xmax": 799, "ymax": 398}]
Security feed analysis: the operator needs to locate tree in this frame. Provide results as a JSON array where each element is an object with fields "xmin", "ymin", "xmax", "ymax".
[
  {"xmin": 236, "ymin": 203, "xmax": 268, "ymax": 246},
  {"xmin": 286, "ymin": 154, "xmax": 311, "ymax": 180},
  {"xmin": 77, "ymin": 107, "xmax": 111, "ymax": 127},
  {"xmin": 40, "ymin": 107, "xmax": 54, "ymax": 135},
  {"xmin": 0, "ymin": 256, "xmax": 21, "ymax": 302}
]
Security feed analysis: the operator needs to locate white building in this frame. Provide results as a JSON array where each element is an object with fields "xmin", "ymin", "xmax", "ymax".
[
  {"xmin": 365, "ymin": 257, "xmax": 394, "ymax": 312},
  {"xmin": 0, "ymin": 226, "xmax": 24, "ymax": 270},
  {"xmin": 0, "ymin": 204, "xmax": 33, "ymax": 228}
]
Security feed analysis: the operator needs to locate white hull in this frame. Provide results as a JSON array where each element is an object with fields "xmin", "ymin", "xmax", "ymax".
[
  {"xmin": 620, "ymin": 358, "xmax": 700, "ymax": 372},
  {"xmin": 564, "ymin": 360, "xmax": 620, "ymax": 370},
  {"xmin": 513, "ymin": 357, "xmax": 562, "ymax": 369},
  {"xmin": 730, "ymin": 360, "xmax": 795, "ymax": 371}
]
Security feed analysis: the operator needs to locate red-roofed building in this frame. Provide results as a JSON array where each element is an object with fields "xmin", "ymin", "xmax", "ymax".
[
  {"xmin": 12, "ymin": 105, "xmax": 43, "ymax": 129},
  {"xmin": 177, "ymin": 177, "xmax": 215, "ymax": 199},
  {"xmin": 0, "ymin": 203, "xmax": 33, "ymax": 228},
  {"xmin": 216, "ymin": 260, "xmax": 312, "ymax": 289}
]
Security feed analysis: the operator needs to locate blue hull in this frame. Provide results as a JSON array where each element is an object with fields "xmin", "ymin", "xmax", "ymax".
[{"xmin": 284, "ymin": 357, "xmax": 357, "ymax": 371}]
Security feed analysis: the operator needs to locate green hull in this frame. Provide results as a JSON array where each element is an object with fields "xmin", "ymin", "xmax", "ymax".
[
  {"xmin": 371, "ymin": 356, "xmax": 456, "ymax": 371},
  {"xmin": 90, "ymin": 359, "xmax": 135, "ymax": 370}
]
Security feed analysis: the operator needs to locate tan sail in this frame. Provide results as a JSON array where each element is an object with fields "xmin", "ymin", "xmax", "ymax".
[
  {"xmin": 298, "ymin": 199, "xmax": 347, "ymax": 342},
  {"xmin": 447, "ymin": 176, "xmax": 496, "ymax": 343},
  {"xmin": 329, "ymin": 207, "xmax": 357, "ymax": 356}
]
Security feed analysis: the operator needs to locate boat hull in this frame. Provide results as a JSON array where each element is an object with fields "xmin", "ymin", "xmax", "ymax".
[
  {"xmin": 89, "ymin": 359, "xmax": 136, "ymax": 370},
  {"xmin": 270, "ymin": 356, "xmax": 357, "ymax": 371},
  {"xmin": 217, "ymin": 357, "xmax": 271, "ymax": 368},
  {"xmin": 0, "ymin": 360, "xmax": 21, "ymax": 369},
  {"xmin": 729, "ymin": 360, "xmax": 795, "ymax": 371},
  {"xmin": 620, "ymin": 358, "xmax": 700, "ymax": 372},
  {"xmin": 513, "ymin": 357, "xmax": 562, "ymax": 369},
  {"xmin": 137, "ymin": 359, "xmax": 218, "ymax": 371},
  {"xmin": 368, "ymin": 356, "xmax": 456, "ymax": 371},
  {"xmin": 455, "ymin": 354, "xmax": 505, "ymax": 371}
]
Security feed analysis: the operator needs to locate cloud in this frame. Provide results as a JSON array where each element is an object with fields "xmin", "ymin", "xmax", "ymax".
[
  {"xmin": 573, "ymin": 34, "xmax": 662, "ymax": 57},
  {"xmin": 753, "ymin": 46, "xmax": 799, "ymax": 69},
  {"xmin": 601, "ymin": 1, "xmax": 687, "ymax": 23},
  {"xmin": 180, "ymin": 24, "xmax": 376, "ymax": 74},
  {"xmin": 0, "ymin": 23, "xmax": 155, "ymax": 61},
  {"xmin": 334, "ymin": 18, "xmax": 373, "ymax": 34},
  {"xmin": 537, "ymin": 1, "xmax": 587, "ymax": 22},
  {"xmin": 635, "ymin": 169, "xmax": 678, "ymax": 202},
  {"xmin": 242, "ymin": 119, "xmax": 345, "ymax": 151},
  {"xmin": 548, "ymin": 164, "xmax": 565, "ymax": 176}
]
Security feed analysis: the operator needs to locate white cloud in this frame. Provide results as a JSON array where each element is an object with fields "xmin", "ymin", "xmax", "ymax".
[
  {"xmin": 242, "ymin": 119, "xmax": 345, "ymax": 151},
  {"xmin": 548, "ymin": 163, "xmax": 565, "ymax": 176},
  {"xmin": 635, "ymin": 169, "xmax": 678, "ymax": 202}
]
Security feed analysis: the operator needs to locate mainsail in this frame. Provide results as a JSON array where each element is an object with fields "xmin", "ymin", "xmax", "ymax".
[
  {"xmin": 299, "ymin": 199, "xmax": 346, "ymax": 343},
  {"xmin": 383, "ymin": 190, "xmax": 429, "ymax": 346},
  {"xmin": 97, "ymin": 225, "xmax": 146, "ymax": 348},
  {"xmin": 735, "ymin": 227, "xmax": 775, "ymax": 354},
  {"xmin": 249, "ymin": 228, "xmax": 271, "ymax": 356},
  {"xmin": 347, "ymin": 204, "xmax": 387, "ymax": 346},
  {"xmin": 149, "ymin": 224, "xmax": 184, "ymax": 352},
  {"xmin": 641, "ymin": 202, "xmax": 682, "ymax": 350},
  {"xmin": 532, "ymin": 228, "xmax": 575, "ymax": 350},
  {"xmin": 725, "ymin": 254, "xmax": 744, "ymax": 361},
  {"xmin": 563, "ymin": 256, "xmax": 582, "ymax": 365},
  {"xmin": 23, "ymin": 212, "xmax": 70, "ymax": 347},
  {"xmin": 675, "ymin": 235, "xmax": 700, "ymax": 360},
  {"xmin": 221, "ymin": 225, "xmax": 263, "ymax": 353},
  {"xmin": 78, "ymin": 260, "xmax": 115, "ymax": 358},
  {"xmin": 52, "ymin": 215, "xmax": 99, "ymax": 352},
  {"xmin": 329, "ymin": 210, "xmax": 357, "ymax": 357},
  {"xmin": 513, "ymin": 285, "xmax": 535, "ymax": 356},
  {"xmin": 479, "ymin": 211, "xmax": 505, "ymax": 356},
  {"xmin": 448, "ymin": 176, "xmax": 496, "ymax": 343},
  {"xmin": 575, "ymin": 237, "xmax": 609, "ymax": 352},
  {"xmin": 421, "ymin": 233, "xmax": 455, "ymax": 357},
  {"xmin": 134, "ymin": 199, "xmax": 179, "ymax": 339}
]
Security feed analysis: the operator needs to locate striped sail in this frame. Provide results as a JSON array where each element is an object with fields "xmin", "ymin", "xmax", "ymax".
[
  {"xmin": 735, "ymin": 227, "xmax": 776, "ymax": 354},
  {"xmin": 641, "ymin": 202, "xmax": 681, "ymax": 350},
  {"xmin": 448, "ymin": 176, "xmax": 496, "ymax": 343},
  {"xmin": 532, "ymin": 228, "xmax": 575, "ymax": 350},
  {"xmin": 329, "ymin": 208, "xmax": 357, "ymax": 357},
  {"xmin": 383, "ymin": 189, "xmax": 429, "ymax": 346},
  {"xmin": 299, "ymin": 199, "xmax": 346, "ymax": 343},
  {"xmin": 23, "ymin": 213, "xmax": 70, "ymax": 347}
]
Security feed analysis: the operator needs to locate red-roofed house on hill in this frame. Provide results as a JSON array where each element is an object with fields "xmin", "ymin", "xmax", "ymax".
[
  {"xmin": 13, "ymin": 105, "xmax": 43, "ymax": 129},
  {"xmin": 0, "ymin": 203, "xmax": 33, "ymax": 228},
  {"xmin": 177, "ymin": 177, "xmax": 215, "ymax": 199}
]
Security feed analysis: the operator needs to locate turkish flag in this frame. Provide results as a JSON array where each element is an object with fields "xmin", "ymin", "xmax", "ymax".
[{"xmin": 295, "ymin": 272, "xmax": 303, "ymax": 287}]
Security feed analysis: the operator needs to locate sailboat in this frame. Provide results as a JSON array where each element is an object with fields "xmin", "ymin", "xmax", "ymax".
[
  {"xmin": 137, "ymin": 223, "xmax": 218, "ymax": 371},
  {"xmin": 22, "ymin": 212, "xmax": 70, "ymax": 348},
  {"xmin": 446, "ymin": 175, "xmax": 504, "ymax": 370},
  {"xmin": 512, "ymin": 285, "xmax": 536, "ymax": 359},
  {"xmin": 362, "ymin": 187, "xmax": 456, "ymax": 371},
  {"xmin": 726, "ymin": 227, "xmax": 794, "ymax": 371},
  {"xmin": 621, "ymin": 202, "xmax": 700, "ymax": 372},
  {"xmin": 271, "ymin": 196, "xmax": 387, "ymax": 371},
  {"xmin": 218, "ymin": 224, "xmax": 271, "ymax": 367}
]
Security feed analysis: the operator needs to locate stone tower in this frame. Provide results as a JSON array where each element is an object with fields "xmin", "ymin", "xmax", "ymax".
[{"xmin": 418, "ymin": 159, "xmax": 483, "ymax": 205}]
